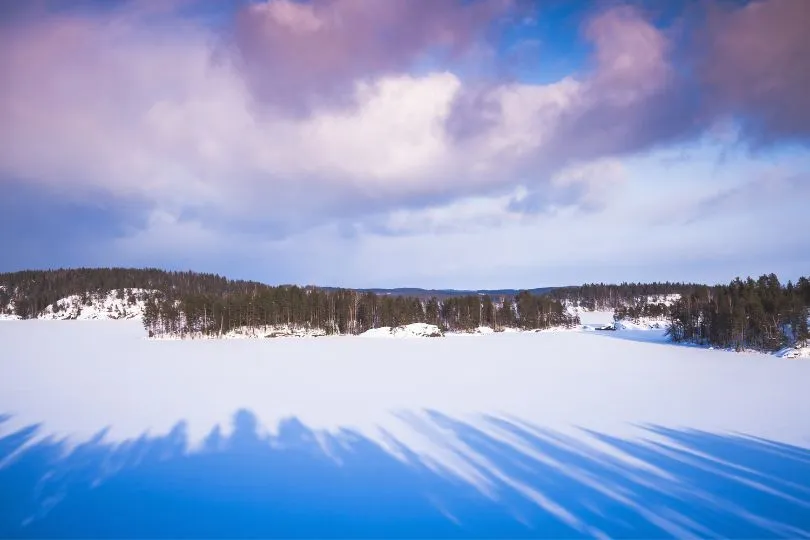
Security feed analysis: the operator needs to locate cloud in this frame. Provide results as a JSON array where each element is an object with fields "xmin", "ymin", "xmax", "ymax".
[
  {"xmin": 1, "ymin": 0, "xmax": 809, "ymax": 285},
  {"xmin": 699, "ymin": 0, "xmax": 810, "ymax": 145},
  {"xmin": 449, "ymin": 0, "xmax": 810, "ymax": 179},
  {"xmin": 441, "ymin": 3, "xmax": 694, "ymax": 208},
  {"xmin": 233, "ymin": 0, "xmax": 515, "ymax": 114},
  {"xmin": 0, "ymin": 7, "xmax": 464, "ymax": 223},
  {"xmin": 0, "ymin": 0, "xmax": 586, "ymax": 234},
  {"xmin": 688, "ymin": 165, "xmax": 810, "ymax": 226}
]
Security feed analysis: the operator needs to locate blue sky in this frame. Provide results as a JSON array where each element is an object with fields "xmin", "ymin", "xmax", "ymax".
[{"xmin": 0, "ymin": 0, "xmax": 807, "ymax": 288}]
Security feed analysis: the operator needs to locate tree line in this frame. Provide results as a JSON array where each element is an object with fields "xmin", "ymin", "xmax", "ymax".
[
  {"xmin": 0, "ymin": 267, "xmax": 269, "ymax": 318},
  {"xmin": 5, "ymin": 268, "xmax": 806, "ymax": 350},
  {"xmin": 540, "ymin": 275, "xmax": 810, "ymax": 352},
  {"xmin": 142, "ymin": 287, "xmax": 579, "ymax": 337},
  {"xmin": 0, "ymin": 268, "xmax": 579, "ymax": 336},
  {"xmin": 666, "ymin": 274, "xmax": 810, "ymax": 351},
  {"xmin": 548, "ymin": 282, "xmax": 702, "ymax": 310}
]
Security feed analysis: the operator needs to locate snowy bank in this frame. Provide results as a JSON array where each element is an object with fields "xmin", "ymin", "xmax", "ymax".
[
  {"xmin": 38, "ymin": 289, "xmax": 156, "ymax": 320},
  {"xmin": 613, "ymin": 318, "xmax": 669, "ymax": 331},
  {"xmin": 360, "ymin": 323, "xmax": 444, "ymax": 338},
  {"xmin": 777, "ymin": 345, "xmax": 810, "ymax": 359},
  {"xmin": 152, "ymin": 324, "xmax": 331, "ymax": 340}
]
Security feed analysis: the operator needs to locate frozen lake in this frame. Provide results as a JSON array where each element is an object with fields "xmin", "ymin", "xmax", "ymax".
[{"xmin": 2, "ymin": 320, "xmax": 810, "ymax": 537}]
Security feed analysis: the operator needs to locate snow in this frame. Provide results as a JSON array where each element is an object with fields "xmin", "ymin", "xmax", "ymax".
[
  {"xmin": 2, "ymin": 320, "xmax": 810, "ymax": 536},
  {"xmin": 613, "ymin": 318, "xmax": 668, "ymax": 331},
  {"xmin": 360, "ymin": 323, "xmax": 444, "ymax": 338},
  {"xmin": 37, "ymin": 289, "xmax": 156, "ymax": 320},
  {"xmin": 0, "ymin": 288, "xmax": 20, "ymax": 320},
  {"xmin": 159, "ymin": 324, "xmax": 331, "ymax": 340},
  {"xmin": 227, "ymin": 324, "xmax": 328, "ymax": 339},
  {"xmin": 567, "ymin": 307, "xmax": 614, "ymax": 327},
  {"xmin": 2, "ymin": 320, "xmax": 809, "ymax": 456},
  {"xmin": 644, "ymin": 294, "xmax": 681, "ymax": 306},
  {"xmin": 444, "ymin": 326, "xmax": 496, "ymax": 336},
  {"xmin": 777, "ymin": 345, "xmax": 810, "ymax": 359}
]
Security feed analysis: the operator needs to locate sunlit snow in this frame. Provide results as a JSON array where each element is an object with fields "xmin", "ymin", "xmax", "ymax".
[{"xmin": 1, "ymin": 319, "xmax": 809, "ymax": 536}]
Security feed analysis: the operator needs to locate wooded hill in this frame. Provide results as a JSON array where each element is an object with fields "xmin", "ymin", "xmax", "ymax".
[
  {"xmin": 548, "ymin": 282, "xmax": 702, "ymax": 310},
  {"xmin": 568, "ymin": 275, "xmax": 810, "ymax": 351},
  {"xmin": 0, "ymin": 268, "xmax": 577, "ymax": 336},
  {"xmin": 665, "ymin": 274, "xmax": 810, "ymax": 351},
  {"xmin": 2, "ymin": 268, "xmax": 807, "ymax": 350}
]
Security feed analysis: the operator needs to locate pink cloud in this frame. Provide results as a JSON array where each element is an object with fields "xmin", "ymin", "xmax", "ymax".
[
  {"xmin": 550, "ymin": 4, "xmax": 693, "ymax": 159},
  {"xmin": 584, "ymin": 5, "xmax": 672, "ymax": 105},
  {"xmin": 233, "ymin": 0, "xmax": 513, "ymax": 113},
  {"xmin": 1, "ymin": 0, "xmax": 808, "ymax": 246},
  {"xmin": 447, "ymin": 5, "xmax": 692, "ymax": 171},
  {"xmin": 700, "ymin": 0, "xmax": 810, "ymax": 143}
]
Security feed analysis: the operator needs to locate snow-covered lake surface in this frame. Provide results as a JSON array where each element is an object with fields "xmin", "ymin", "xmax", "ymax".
[{"xmin": 2, "ymin": 320, "xmax": 810, "ymax": 537}]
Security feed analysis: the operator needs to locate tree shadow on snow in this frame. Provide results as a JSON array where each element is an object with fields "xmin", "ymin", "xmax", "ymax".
[{"xmin": 0, "ymin": 410, "xmax": 808, "ymax": 538}]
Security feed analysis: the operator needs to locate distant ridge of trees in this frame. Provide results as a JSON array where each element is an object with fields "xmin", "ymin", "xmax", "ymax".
[
  {"xmin": 665, "ymin": 274, "xmax": 810, "ymax": 351},
  {"xmin": 547, "ymin": 282, "xmax": 703, "ymax": 311},
  {"xmin": 0, "ymin": 268, "xmax": 577, "ymax": 336},
  {"xmin": 567, "ymin": 275, "xmax": 810, "ymax": 352},
  {"xmin": 2, "ymin": 268, "xmax": 807, "ymax": 350},
  {"xmin": 330, "ymin": 286, "xmax": 556, "ymax": 300}
]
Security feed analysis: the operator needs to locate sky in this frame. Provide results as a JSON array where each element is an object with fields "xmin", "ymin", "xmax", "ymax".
[{"xmin": 0, "ymin": 0, "xmax": 808, "ymax": 289}]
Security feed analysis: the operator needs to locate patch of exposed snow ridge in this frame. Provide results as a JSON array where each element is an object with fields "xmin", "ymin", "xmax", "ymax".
[
  {"xmin": 360, "ymin": 323, "xmax": 444, "ymax": 338},
  {"xmin": 613, "ymin": 318, "xmax": 669, "ymax": 331},
  {"xmin": 0, "ymin": 305, "xmax": 20, "ymax": 321},
  {"xmin": 0, "ymin": 286, "xmax": 19, "ymax": 320},
  {"xmin": 777, "ymin": 345, "xmax": 810, "ymax": 359},
  {"xmin": 39, "ymin": 289, "xmax": 156, "ymax": 320},
  {"xmin": 222, "ymin": 325, "xmax": 328, "ymax": 339},
  {"xmin": 645, "ymin": 294, "xmax": 681, "ymax": 306}
]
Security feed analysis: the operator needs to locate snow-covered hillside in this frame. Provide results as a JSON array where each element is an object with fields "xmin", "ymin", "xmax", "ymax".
[{"xmin": 38, "ymin": 289, "xmax": 156, "ymax": 320}]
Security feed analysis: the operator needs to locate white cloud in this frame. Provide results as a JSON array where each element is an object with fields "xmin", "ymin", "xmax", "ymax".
[
  {"xmin": 2, "ymin": 3, "xmax": 809, "ymax": 286},
  {"xmin": 0, "ymin": 4, "xmax": 652, "ymax": 233}
]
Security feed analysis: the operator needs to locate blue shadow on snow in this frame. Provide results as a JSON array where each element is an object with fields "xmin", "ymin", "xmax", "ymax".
[{"xmin": 1, "ymin": 410, "xmax": 809, "ymax": 538}]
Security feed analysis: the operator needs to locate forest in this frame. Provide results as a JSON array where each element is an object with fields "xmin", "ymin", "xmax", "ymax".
[
  {"xmin": 0, "ymin": 268, "xmax": 578, "ymax": 336},
  {"xmin": 2, "ymin": 268, "xmax": 807, "ymax": 350},
  {"xmin": 548, "ymin": 282, "xmax": 701, "ymax": 310},
  {"xmin": 665, "ymin": 274, "xmax": 810, "ymax": 351},
  {"xmin": 578, "ymin": 275, "xmax": 810, "ymax": 351}
]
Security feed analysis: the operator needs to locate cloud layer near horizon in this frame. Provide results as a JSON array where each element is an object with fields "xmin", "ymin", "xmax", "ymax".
[{"xmin": 1, "ymin": 0, "xmax": 808, "ymax": 286}]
